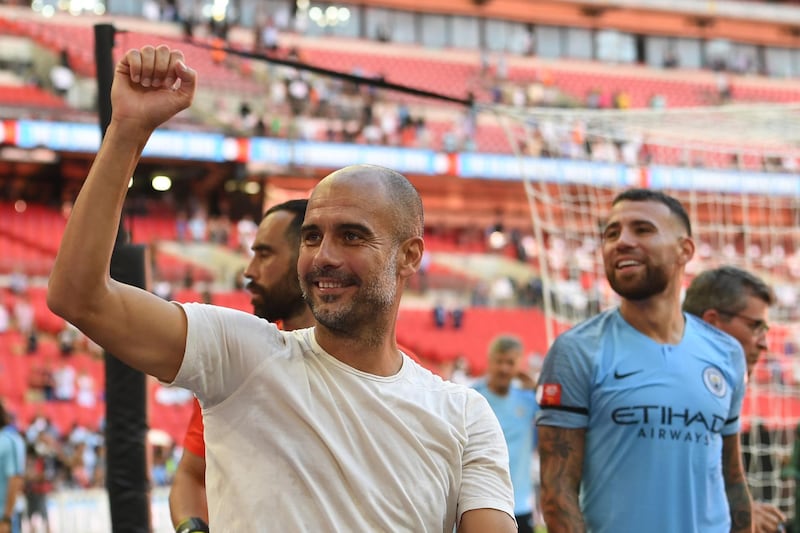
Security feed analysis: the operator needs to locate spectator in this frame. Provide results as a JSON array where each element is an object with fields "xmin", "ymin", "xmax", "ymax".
[
  {"xmin": 8, "ymin": 270, "xmax": 27, "ymax": 297},
  {"xmin": 0, "ymin": 404, "xmax": 24, "ymax": 533},
  {"xmin": 52, "ymin": 363, "xmax": 76, "ymax": 402},
  {"xmin": 236, "ymin": 214, "xmax": 259, "ymax": 255},
  {"xmin": 0, "ymin": 295, "xmax": 9, "ymax": 335},
  {"xmin": 49, "ymin": 50, "xmax": 75, "ymax": 98},
  {"xmin": 75, "ymin": 371, "xmax": 97, "ymax": 408},
  {"xmin": 433, "ymin": 302, "xmax": 447, "ymax": 328},
  {"xmin": 474, "ymin": 335, "xmax": 539, "ymax": 533},
  {"xmin": 57, "ymin": 323, "xmax": 80, "ymax": 356},
  {"xmin": 24, "ymin": 435, "xmax": 55, "ymax": 533},
  {"xmin": 11, "ymin": 295, "xmax": 35, "ymax": 354},
  {"xmin": 451, "ymin": 305, "xmax": 465, "ymax": 329}
]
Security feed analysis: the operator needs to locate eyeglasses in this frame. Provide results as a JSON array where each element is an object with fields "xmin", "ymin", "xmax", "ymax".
[{"xmin": 716, "ymin": 310, "xmax": 770, "ymax": 336}]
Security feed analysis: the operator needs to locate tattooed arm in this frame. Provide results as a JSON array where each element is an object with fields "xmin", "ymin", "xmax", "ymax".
[
  {"xmin": 722, "ymin": 433, "xmax": 753, "ymax": 533},
  {"xmin": 539, "ymin": 425, "xmax": 586, "ymax": 533}
]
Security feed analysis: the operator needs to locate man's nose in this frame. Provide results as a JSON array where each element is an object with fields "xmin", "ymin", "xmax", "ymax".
[
  {"xmin": 312, "ymin": 236, "xmax": 343, "ymax": 269},
  {"xmin": 243, "ymin": 257, "xmax": 257, "ymax": 280}
]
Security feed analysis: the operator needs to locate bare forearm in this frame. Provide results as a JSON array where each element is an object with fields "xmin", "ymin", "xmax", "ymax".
[
  {"xmin": 169, "ymin": 453, "xmax": 209, "ymax": 526},
  {"xmin": 727, "ymin": 481, "xmax": 753, "ymax": 533},
  {"xmin": 722, "ymin": 434, "xmax": 753, "ymax": 533},
  {"xmin": 169, "ymin": 476, "xmax": 208, "ymax": 525},
  {"xmin": 541, "ymin": 487, "xmax": 586, "ymax": 533},
  {"xmin": 48, "ymin": 121, "xmax": 150, "ymax": 320},
  {"xmin": 539, "ymin": 426, "xmax": 586, "ymax": 533}
]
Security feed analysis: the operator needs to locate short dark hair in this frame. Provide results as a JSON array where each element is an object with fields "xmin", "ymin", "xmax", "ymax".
[
  {"xmin": 683, "ymin": 265, "xmax": 775, "ymax": 317},
  {"xmin": 488, "ymin": 334, "xmax": 523, "ymax": 358},
  {"xmin": 264, "ymin": 199, "xmax": 308, "ymax": 247},
  {"xmin": 612, "ymin": 189, "xmax": 692, "ymax": 237}
]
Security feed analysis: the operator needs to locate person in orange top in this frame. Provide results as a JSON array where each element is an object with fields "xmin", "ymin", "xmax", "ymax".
[{"xmin": 169, "ymin": 199, "xmax": 314, "ymax": 533}]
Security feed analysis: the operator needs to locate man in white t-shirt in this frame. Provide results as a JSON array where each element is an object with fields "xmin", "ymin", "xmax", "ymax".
[{"xmin": 47, "ymin": 45, "xmax": 515, "ymax": 532}]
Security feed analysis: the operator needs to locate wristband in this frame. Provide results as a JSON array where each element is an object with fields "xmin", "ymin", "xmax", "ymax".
[{"xmin": 175, "ymin": 517, "xmax": 209, "ymax": 533}]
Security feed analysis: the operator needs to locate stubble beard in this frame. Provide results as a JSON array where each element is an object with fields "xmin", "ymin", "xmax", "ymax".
[
  {"xmin": 302, "ymin": 255, "xmax": 398, "ymax": 345},
  {"xmin": 250, "ymin": 268, "xmax": 306, "ymax": 323},
  {"xmin": 606, "ymin": 263, "xmax": 670, "ymax": 301}
]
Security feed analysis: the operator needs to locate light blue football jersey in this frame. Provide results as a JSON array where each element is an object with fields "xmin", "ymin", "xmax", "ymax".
[
  {"xmin": 474, "ymin": 382, "xmax": 539, "ymax": 515},
  {"xmin": 536, "ymin": 309, "xmax": 746, "ymax": 533}
]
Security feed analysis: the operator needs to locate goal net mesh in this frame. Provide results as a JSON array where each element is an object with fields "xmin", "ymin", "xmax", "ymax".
[{"xmin": 489, "ymin": 102, "xmax": 800, "ymax": 517}]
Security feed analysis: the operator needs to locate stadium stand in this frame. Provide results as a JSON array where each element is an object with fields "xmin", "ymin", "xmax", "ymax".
[{"xmin": 0, "ymin": 1, "xmax": 799, "ymax": 530}]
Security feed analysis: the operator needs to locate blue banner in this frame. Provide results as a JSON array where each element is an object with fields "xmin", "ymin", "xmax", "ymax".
[
  {"xmin": 649, "ymin": 166, "xmax": 800, "ymax": 196},
  {"xmin": 457, "ymin": 153, "xmax": 638, "ymax": 187},
  {"xmin": 16, "ymin": 120, "xmax": 101, "ymax": 152}
]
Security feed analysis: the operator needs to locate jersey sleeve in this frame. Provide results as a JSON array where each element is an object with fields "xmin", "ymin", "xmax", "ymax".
[
  {"xmin": 12, "ymin": 434, "xmax": 24, "ymax": 476},
  {"xmin": 722, "ymin": 341, "xmax": 747, "ymax": 437},
  {"xmin": 457, "ymin": 390, "xmax": 515, "ymax": 525},
  {"xmin": 182, "ymin": 399, "xmax": 206, "ymax": 458},
  {"xmin": 524, "ymin": 390, "xmax": 540, "ymax": 449},
  {"xmin": 535, "ymin": 333, "xmax": 593, "ymax": 429},
  {"xmin": 170, "ymin": 303, "xmax": 283, "ymax": 408},
  {"xmin": 0, "ymin": 437, "xmax": 15, "ymax": 478}
]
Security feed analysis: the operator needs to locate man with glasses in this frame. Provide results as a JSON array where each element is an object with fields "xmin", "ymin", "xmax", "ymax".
[{"xmin": 684, "ymin": 265, "xmax": 784, "ymax": 533}]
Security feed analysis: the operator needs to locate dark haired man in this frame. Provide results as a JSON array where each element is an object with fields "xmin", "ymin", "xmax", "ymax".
[
  {"xmin": 684, "ymin": 265, "xmax": 784, "ymax": 533},
  {"xmin": 169, "ymin": 199, "xmax": 313, "ymax": 533},
  {"xmin": 537, "ymin": 189, "xmax": 752, "ymax": 532}
]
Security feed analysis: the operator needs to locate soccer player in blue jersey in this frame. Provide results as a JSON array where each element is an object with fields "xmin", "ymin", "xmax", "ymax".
[
  {"xmin": 536, "ymin": 189, "xmax": 753, "ymax": 533},
  {"xmin": 684, "ymin": 266, "xmax": 784, "ymax": 533},
  {"xmin": 474, "ymin": 335, "xmax": 540, "ymax": 533}
]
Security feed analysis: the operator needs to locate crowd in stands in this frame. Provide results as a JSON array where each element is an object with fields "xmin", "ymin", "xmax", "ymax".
[
  {"xmin": 0, "ymin": 7, "xmax": 799, "ymax": 523},
  {"xmin": 4, "ymin": 5, "xmax": 799, "ymax": 171},
  {"xmin": 0, "ymin": 283, "xmax": 183, "ymax": 532}
]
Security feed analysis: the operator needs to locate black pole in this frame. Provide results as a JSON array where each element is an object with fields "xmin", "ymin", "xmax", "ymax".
[
  {"xmin": 95, "ymin": 23, "xmax": 151, "ymax": 533},
  {"xmin": 95, "ymin": 24, "xmax": 115, "ymax": 140}
]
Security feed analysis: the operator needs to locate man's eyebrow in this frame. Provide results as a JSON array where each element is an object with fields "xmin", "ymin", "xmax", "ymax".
[
  {"xmin": 300, "ymin": 223, "xmax": 319, "ymax": 234},
  {"xmin": 251, "ymin": 243, "xmax": 274, "ymax": 253},
  {"xmin": 603, "ymin": 218, "xmax": 656, "ymax": 229},
  {"xmin": 601, "ymin": 221, "xmax": 620, "ymax": 232},
  {"xmin": 300, "ymin": 223, "xmax": 375, "ymax": 237},
  {"xmin": 337, "ymin": 223, "xmax": 374, "ymax": 237}
]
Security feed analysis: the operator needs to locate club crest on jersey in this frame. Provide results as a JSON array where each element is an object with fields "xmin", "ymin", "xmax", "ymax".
[
  {"xmin": 537, "ymin": 383, "xmax": 562, "ymax": 406},
  {"xmin": 703, "ymin": 366, "xmax": 727, "ymax": 398}
]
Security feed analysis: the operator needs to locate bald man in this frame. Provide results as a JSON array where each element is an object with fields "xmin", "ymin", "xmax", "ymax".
[{"xmin": 47, "ymin": 45, "xmax": 515, "ymax": 532}]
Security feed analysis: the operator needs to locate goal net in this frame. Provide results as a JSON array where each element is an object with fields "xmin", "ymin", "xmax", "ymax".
[{"xmin": 489, "ymin": 102, "xmax": 800, "ymax": 518}]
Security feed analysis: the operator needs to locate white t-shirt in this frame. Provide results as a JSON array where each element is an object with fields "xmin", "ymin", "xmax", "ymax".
[{"xmin": 172, "ymin": 303, "xmax": 514, "ymax": 532}]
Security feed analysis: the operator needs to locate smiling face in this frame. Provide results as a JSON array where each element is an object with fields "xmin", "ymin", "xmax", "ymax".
[
  {"xmin": 601, "ymin": 199, "xmax": 693, "ymax": 301},
  {"xmin": 298, "ymin": 172, "xmax": 404, "ymax": 341}
]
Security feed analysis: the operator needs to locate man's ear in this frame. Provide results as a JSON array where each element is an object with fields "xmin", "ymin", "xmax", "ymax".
[
  {"xmin": 397, "ymin": 237, "xmax": 424, "ymax": 279},
  {"xmin": 701, "ymin": 308, "xmax": 722, "ymax": 328},
  {"xmin": 678, "ymin": 235, "xmax": 695, "ymax": 266}
]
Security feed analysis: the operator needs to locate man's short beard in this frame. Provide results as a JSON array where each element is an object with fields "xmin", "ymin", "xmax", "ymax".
[
  {"xmin": 302, "ymin": 251, "xmax": 397, "ymax": 342},
  {"xmin": 607, "ymin": 266, "xmax": 669, "ymax": 301}
]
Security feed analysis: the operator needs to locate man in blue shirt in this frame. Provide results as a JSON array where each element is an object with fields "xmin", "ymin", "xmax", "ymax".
[
  {"xmin": 684, "ymin": 265, "xmax": 785, "ymax": 533},
  {"xmin": 0, "ymin": 404, "xmax": 24, "ymax": 533},
  {"xmin": 536, "ymin": 189, "xmax": 752, "ymax": 533},
  {"xmin": 474, "ymin": 335, "xmax": 539, "ymax": 533}
]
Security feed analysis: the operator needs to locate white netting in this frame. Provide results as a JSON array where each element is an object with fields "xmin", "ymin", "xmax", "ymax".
[{"xmin": 489, "ymin": 103, "xmax": 800, "ymax": 518}]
